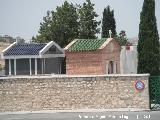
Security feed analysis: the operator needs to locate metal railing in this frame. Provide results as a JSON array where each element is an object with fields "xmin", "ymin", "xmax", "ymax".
[{"xmin": 149, "ymin": 76, "xmax": 160, "ymax": 110}]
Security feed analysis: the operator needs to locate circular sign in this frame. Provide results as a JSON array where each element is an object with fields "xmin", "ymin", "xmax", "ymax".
[{"xmin": 135, "ymin": 80, "xmax": 145, "ymax": 91}]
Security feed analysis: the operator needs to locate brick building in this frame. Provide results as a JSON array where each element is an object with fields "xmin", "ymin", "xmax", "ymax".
[{"xmin": 64, "ymin": 38, "xmax": 121, "ymax": 75}]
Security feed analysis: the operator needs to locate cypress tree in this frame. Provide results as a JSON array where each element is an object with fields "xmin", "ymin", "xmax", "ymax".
[
  {"xmin": 101, "ymin": 6, "xmax": 116, "ymax": 38},
  {"xmin": 138, "ymin": 0, "xmax": 160, "ymax": 75}
]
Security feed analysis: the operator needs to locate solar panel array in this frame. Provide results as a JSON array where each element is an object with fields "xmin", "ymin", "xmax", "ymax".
[{"xmin": 4, "ymin": 43, "xmax": 47, "ymax": 56}]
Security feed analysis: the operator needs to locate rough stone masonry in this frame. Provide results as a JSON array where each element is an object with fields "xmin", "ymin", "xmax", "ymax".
[{"xmin": 0, "ymin": 74, "xmax": 149, "ymax": 112}]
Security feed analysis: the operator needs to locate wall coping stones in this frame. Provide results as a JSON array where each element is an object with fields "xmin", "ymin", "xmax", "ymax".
[{"xmin": 0, "ymin": 74, "xmax": 150, "ymax": 80}]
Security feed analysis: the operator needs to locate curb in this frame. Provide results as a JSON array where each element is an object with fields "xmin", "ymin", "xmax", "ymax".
[{"xmin": 0, "ymin": 109, "xmax": 151, "ymax": 115}]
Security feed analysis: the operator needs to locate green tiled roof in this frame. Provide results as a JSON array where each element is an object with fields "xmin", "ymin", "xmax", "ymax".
[{"xmin": 68, "ymin": 38, "xmax": 107, "ymax": 52}]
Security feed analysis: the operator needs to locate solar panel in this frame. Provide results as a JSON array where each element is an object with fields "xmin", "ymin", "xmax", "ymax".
[{"xmin": 4, "ymin": 43, "xmax": 46, "ymax": 56}]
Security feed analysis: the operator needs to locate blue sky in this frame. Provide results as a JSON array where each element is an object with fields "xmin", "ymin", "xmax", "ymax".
[{"xmin": 0, "ymin": 0, "xmax": 159, "ymax": 39}]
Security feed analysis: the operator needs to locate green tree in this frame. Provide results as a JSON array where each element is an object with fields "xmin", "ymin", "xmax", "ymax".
[
  {"xmin": 33, "ymin": 11, "xmax": 52, "ymax": 43},
  {"xmin": 137, "ymin": 0, "xmax": 160, "ymax": 75},
  {"xmin": 33, "ymin": 1, "xmax": 79, "ymax": 47},
  {"xmin": 115, "ymin": 30, "xmax": 128, "ymax": 46},
  {"xmin": 102, "ymin": 6, "xmax": 116, "ymax": 38},
  {"xmin": 0, "ymin": 36, "xmax": 3, "ymax": 42},
  {"xmin": 78, "ymin": 0, "xmax": 100, "ymax": 39}
]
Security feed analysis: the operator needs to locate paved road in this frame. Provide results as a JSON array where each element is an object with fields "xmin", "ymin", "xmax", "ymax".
[{"xmin": 0, "ymin": 111, "xmax": 159, "ymax": 120}]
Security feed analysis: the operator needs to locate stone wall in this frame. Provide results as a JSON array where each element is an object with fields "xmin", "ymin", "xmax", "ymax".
[{"xmin": 0, "ymin": 74, "xmax": 149, "ymax": 112}]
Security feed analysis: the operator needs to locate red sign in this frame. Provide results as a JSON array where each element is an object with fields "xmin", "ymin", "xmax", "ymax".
[{"xmin": 135, "ymin": 80, "xmax": 145, "ymax": 91}]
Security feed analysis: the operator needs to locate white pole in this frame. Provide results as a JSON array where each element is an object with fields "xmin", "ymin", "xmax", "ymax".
[
  {"xmin": 42, "ymin": 59, "xmax": 43, "ymax": 74},
  {"xmin": 106, "ymin": 61, "xmax": 109, "ymax": 74},
  {"xmin": 44, "ymin": 58, "xmax": 45, "ymax": 74},
  {"xmin": 35, "ymin": 58, "xmax": 37, "ymax": 75},
  {"xmin": 114, "ymin": 61, "xmax": 117, "ymax": 74},
  {"xmin": 59, "ymin": 58, "xmax": 61, "ymax": 74},
  {"xmin": 29, "ymin": 58, "xmax": 32, "ymax": 75},
  {"xmin": 14, "ymin": 59, "xmax": 16, "ymax": 75},
  {"xmin": 109, "ymin": 30, "xmax": 112, "ymax": 38},
  {"xmin": 9, "ymin": 59, "xmax": 11, "ymax": 75}
]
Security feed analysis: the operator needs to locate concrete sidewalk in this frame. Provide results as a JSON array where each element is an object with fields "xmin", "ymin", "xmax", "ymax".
[
  {"xmin": 0, "ymin": 110, "xmax": 159, "ymax": 120},
  {"xmin": 0, "ymin": 108, "xmax": 150, "ymax": 115}
]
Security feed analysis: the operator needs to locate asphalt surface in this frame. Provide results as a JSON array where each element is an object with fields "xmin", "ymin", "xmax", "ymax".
[{"xmin": 0, "ymin": 111, "xmax": 160, "ymax": 120}]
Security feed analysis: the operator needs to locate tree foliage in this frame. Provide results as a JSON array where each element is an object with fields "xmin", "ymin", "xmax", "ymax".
[
  {"xmin": 101, "ymin": 6, "xmax": 116, "ymax": 38},
  {"xmin": 115, "ymin": 30, "xmax": 128, "ymax": 46},
  {"xmin": 33, "ymin": 1, "xmax": 79, "ymax": 47},
  {"xmin": 137, "ymin": 0, "xmax": 160, "ymax": 75},
  {"xmin": 78, "ymin": 0, "xmax": 100, "ymax": 39},
  {"xmin": 33, "ymin": 0, "xmax": 100, "ymax": 47},
  {"xmin": 33, "ymin": 11, "xmax": 52, "ymax": 43}
]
